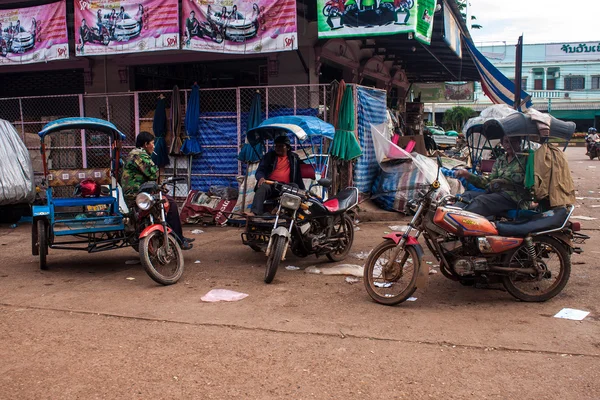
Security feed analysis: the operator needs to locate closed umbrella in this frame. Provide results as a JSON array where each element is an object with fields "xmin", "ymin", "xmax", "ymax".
[
  {"xmin": 238, "ymin": 92, "xmax": 265, "ymax": 162},
  {"xmin": 180, "ymin": 83, "xmax": 202, "ymax": 155},
  {"xmin": 330, "ymin": 85, "xmax": 362, "ymax": 161},
  {"xmin": 152, "ymin": 95, "xmax": 170, "ymax": 167},
  {"xmin": 169, "ymin": 85, "xmax": 183, "ymax": 155}
]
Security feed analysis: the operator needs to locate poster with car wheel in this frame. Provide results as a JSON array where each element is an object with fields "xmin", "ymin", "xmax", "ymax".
[
  {"xmin": 0, "ymin": 1, "xmax": 69, "ymax": 66},
  {"xmin": 317, "ymin": 0, "xmax": 434, "ymax": 45},
  {"xmin": 74, "ymin": 0, "xmax": 179, "ymax": 56},
  {"xmin": 181, "ymin": 0, "xmax": 297, "ymax": 54}
]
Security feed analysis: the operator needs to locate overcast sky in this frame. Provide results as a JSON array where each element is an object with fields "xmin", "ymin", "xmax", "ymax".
[{"xmin": 468, "ymin": 0, "xmax": 600, "ymax": 45}]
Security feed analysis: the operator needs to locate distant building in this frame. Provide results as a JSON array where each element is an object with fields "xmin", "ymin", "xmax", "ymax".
[{"xmin": 427, "ymin": 41, "xmax": 600, "ymax": 131}]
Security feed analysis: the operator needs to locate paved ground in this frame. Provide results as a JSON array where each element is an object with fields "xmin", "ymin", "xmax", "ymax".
[{"xmin": 1, "ymin": 148, "xmax": 599, "ymax": 399}]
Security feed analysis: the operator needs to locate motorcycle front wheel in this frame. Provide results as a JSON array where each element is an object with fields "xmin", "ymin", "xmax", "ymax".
[
  {"xmin": 213, "ymin": 31, "xmax": 224, "ymax": 44},
  {"xmin": 140, "ymin": 231, "xmax": 184, "ymax": 285},
  {"xmin": 265, "ymin": 235, "xmax": 286, "ymax": 284},
  {"xmin": 502, "ymin": 236, "xmax": 570, "ymax": 302},
  {"xmin": 363, "ymin": 240, "xmax": 419, "ymax": 305},
  {"xmin": 326, "ymin": 214, "xmax": 355, "ymax": 262}
]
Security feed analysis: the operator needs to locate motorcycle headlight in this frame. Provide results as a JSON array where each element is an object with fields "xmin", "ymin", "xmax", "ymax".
[
  {"xmin": 135, "ymin": 192, "xmax": 154, "ymax": 210},
  {"xmin": 280, "ymin": 193, "xmax": 302, "ymax": 211}
]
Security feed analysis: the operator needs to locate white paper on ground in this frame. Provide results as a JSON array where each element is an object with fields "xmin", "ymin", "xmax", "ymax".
[
  {"xmin": 554, "ymin": 308, "xmax": 590, "ymax": 321},
  {"xmin": 406, "ymin": 297, "xmax": 418, "ymax": 301},
  {"xmin": 351, "ymin": 251, "xmax": 371, "ymax": 260},
  {"xmin": 305, "ymin": 264, "xmax": 364, "ymax": 277},
  {"xmin": 191, "ymin": 229, "xmax": 204, "ymax": 234},
  {"xmin": 389, "ymin": 225, "xmax": 409, "ymax": 232},
  {"xmin": 345, "ymin": 276, "xmax": 360, "ymax": 284},
  {"xmin": 201, "ymin": 289, "xmax": 249, "ymax": 302},
  {"xmin": 285, "ymin": 265, "xmax": 300, "ymax": 271},
  {"xmin": 571, "ymin": 216, "xmax": 597, "ymax": 221}
]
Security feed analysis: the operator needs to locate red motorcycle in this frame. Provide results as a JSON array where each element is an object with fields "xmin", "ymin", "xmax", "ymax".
[
  {"xmin": 363, "ymin": 157, "xmax": 587, "ymax": 305},
  {"xmin": 323, "ymin": 0, "xmax": 346, "ymax": 17}
]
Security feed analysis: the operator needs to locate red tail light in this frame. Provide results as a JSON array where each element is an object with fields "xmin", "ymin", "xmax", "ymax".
[{"xmin": 571, "ymin": 222, "xmax": 581, "ymax": 232}]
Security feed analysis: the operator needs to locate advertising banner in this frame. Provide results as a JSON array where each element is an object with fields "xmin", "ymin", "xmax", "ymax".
[
  {"xmin": 317, "ymin": 0, "xmax": 434, "ymax": 44},
  {"xmin": 546, "ymin": 42, "xmax": 600, "ymax": 62},
  {"xmin": 0, "ymin": 1, "xmax": 69, "ymax": 66},
  {"xmin": 181, "ymin": 0, "xmax": 297, "ymax": 54},
  {"xmin": 443, "ymin": 3, "xmax": 461, "ymax": 58},
  {"xmin": 74, "ymin": 0, "xmax": 179, "ymax": 56},
  {"xmin": 412, "ymin": 82, "xmax": 474, "ymax": 103}
]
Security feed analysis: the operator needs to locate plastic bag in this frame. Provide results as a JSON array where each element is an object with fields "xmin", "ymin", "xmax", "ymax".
[
  {"xmin": 0, "ymin": 119, "xmax": 35, "ymax": 205},
  {"xmin": 201, "ymin": 289, "xmax": 249, "ymax": 302}
]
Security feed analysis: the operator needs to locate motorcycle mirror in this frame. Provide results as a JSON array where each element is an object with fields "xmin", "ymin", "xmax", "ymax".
[{"xmin": 318, "ymin": 178, "xmax": 332, "ymax": 188}]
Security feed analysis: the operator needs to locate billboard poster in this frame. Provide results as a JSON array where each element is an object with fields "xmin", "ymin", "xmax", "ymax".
[
  {"xmin": 74, "ymin": 0, "xmax": 179, "ymax": 56},
  {"xmin": 412, "ymin": 82, "xmax": 474, "ymax": 103},
  {"xmin": 0, "ymin": 1, "xmax": 69, "ymax": 66},
  {"xmin": 414, "ymin": 0, "xmax": 434, "ymax": 45},
  {"xmin": 443, "ymin": 3, "xmax": 461, "ymax": 58},
  {"xmin": 317, "ymin": 0, "xmax": 434, "ymax": 43},
  {"xmin": 181, "ymin": 0, "xmax": 297, "ymax": 54}
]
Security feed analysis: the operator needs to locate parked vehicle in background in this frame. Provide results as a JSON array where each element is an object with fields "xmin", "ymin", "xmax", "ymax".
[{"xmin": 425, "ymin": 125, "xmax": 457, "ymax": 148}]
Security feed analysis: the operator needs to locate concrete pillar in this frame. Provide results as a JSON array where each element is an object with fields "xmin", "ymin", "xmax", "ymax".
[{"xmin": 543, "ymin": 67, "xmax": 547, "ymax": 90}]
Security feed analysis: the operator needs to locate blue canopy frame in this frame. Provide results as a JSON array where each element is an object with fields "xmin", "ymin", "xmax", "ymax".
[
  {"xmin": 246, "ymin": 116, "xmax": 335, "ymax": 146},
  {"xmin": 38, "ymin": 117, "xmax": 126, "ymax": 141}
]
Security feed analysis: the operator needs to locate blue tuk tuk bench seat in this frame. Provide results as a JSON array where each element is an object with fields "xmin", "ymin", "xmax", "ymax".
[
  {"xmin": 52, "ymin": 196, "xmax": 116, "ymax": 207},
  {"xmin": 47, "ymin": 168, "xmax": 117, "ymax": 208}
]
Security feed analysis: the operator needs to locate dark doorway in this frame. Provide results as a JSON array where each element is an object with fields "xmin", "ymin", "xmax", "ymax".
[{"xmin": 0, "ymin": 69, "xmax": 84, "ymax": 97}]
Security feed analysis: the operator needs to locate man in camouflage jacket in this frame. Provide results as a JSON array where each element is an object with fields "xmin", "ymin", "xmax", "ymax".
[
  {"xmin": 121, "ymin": 131, "xmax": 193, "ymax": 250},
  {"xmin": 455, "ymin": 135, "xmax": 530, "ymax": 218}
]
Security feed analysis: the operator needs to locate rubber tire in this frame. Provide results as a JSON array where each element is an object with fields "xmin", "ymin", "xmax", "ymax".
[
  {"xmin": 250, "ymin": 245, "xmax": 262, "ymax": 252},
  {"xmin": 502, "ymin": 236, "xmax": 571, "ymax": 302},
  {"xmin": 265, "ymin": 236, "xmax": 286, "ymax": 284},
  {"xmin": 214, "ymin": 32, "xmax": 224, "ymax": 44},
  {"xmin": 326, "ymin": 214, "xmax": 355, "ymax": 262},
  {"xmin": 140, "ymin": 231, "xmax": 184, "ymax": 286},
  {"xmin": 363, "ymin": 240, "xmax": 419, "ymax": 306},
  {"xmin": 37, "ymin": 219, "xmax": 48, "ymax": 270},
  {"xmin": 323, "ymin": 4, "xmax": 332, "ymax": 16}
]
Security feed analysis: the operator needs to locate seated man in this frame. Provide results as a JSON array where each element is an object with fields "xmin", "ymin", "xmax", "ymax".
[
  {"xmin": 121, "ymin": 131, "xmax": 194, "ymax": 250},
  {"xmin": 454, "ymin": 135, "xmax": 530, "ymax": 218},
  {"xmin": 250, "ymin": 135, "xmax": 305, "ymax": 216}
]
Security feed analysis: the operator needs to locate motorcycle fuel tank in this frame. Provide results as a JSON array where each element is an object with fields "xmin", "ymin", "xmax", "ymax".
[{"xmin": 433, "ymin": 207, "xmax": 498, "ymax": 237}]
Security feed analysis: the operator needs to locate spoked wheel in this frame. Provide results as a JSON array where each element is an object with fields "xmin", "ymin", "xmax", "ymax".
[
  {"xmin": 363, "ymin": 240, "xmax": 419, "ymax": 305},
  {"xmin": 265, "ymin": 236, "xmax": 286, "ymax": 284},
  {"xmin": 140, "ymin": 231, "xmax": 184, "ymax": 285},
  {"xmin": 502, "ymin": 236, "xmax": 571, "ymax": 302},
  {"xmin": 326, "ymin": 214, "xmax": 355, "ymax": 262},
  {"xmin": 37, "ymin": 220, "xmax": 48, "ymax": 270}
]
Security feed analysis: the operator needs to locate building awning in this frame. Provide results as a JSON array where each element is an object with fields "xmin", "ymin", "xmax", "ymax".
[{"xmin": 550, "ymin": 109, "xmax": 600, "ymax": 120}]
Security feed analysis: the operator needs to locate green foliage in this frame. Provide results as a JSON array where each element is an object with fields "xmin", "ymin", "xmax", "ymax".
[
  {"xmin": 442, "ymin": 106, "xmax": 477, "ymax": 132},
  {"xmin": 455, "ymin": 0, "xmax": 483, "ymax": 30}
]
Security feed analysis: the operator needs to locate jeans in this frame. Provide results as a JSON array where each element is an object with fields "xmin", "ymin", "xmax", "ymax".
[
  {"xmin": 165, "ymin": 195, "xmax": 184, "ymax": 241},
  {"xmin": 455, "ymin": 191, "xmax": 518, "ymax": 219}
]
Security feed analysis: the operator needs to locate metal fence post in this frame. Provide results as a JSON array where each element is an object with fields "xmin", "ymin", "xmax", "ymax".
[
  {"xmin": 293, "ymin": 86, "xmax": 297, "ymax": 115},
  {"xmin": 134, "ymin": 92, "xmax": 140, "ymax": 139},
  {"xmin": 322, "ymin": 85, "xmax": 327, "ymax": 122},
  {"xmin": 265, "ymin": 86, "xmax": 269, "ymax": 120},
  {"xmin": 236, "ymin": 87, "xmax": 241, "ymax": 176},
  {"xmin": 79, "ymin": 94, "xmax": 87, "ymax": 168},
  {"xmin": 18, "ymin": 98, "xmax": 25, "ymax": 141}
]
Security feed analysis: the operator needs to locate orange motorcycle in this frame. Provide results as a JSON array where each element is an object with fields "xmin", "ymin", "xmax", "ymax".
[{"xmin": 363, "ymin": 158, "xmax": 588, "ymax": 305}]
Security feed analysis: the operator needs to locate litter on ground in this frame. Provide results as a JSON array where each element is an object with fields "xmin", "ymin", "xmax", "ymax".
[
  {"xmin": 201, "ymin": 289, "xmax": 249, "ymax": 302},
  {"xmin": 285, "ymin": 265, "xmax": 300, "ymax": 271},
  {"xmin": 406, "ymin": 297, "xmax": 418, "ymax": 301},
  {"xmin": 191, "ymin": 229, "xmax": 204, "ymax": 234},
  {"xmin": 351, "ymin": 251, "xmax": 371, "ymax": 260},
  {"xmin": 194, "ymin": 260, "xmax": 201, "ymax": 264},
  {"xmin": 126, "ymin": 277, "xmax": 135, "ymax": 281},
  {"xmin": 554, "ymin": 308, "xmax": 590, "ymax": 321},
  {"xmin": 345, "ymin": 276, "xmax": 360, "ymax": 284},
  {"xmin": 429, "ymin": 268, "xmax": 438, "ymax": 274},
  {"xmin": 389, "ymin": 225, "xmax": 409, "ymax": 232},
  {"xmin": 305, "ymin": 264, "xmax": 364, "ymax": 277}
]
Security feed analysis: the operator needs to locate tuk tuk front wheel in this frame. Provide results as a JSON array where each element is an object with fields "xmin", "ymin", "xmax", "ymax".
[
  {"xmin": 37, "ymin": 219, "xmax": 48, "ymax": 270},
  {"xmin": 265, "ymin": 236, "xmax": 286, "ymax": 284}
]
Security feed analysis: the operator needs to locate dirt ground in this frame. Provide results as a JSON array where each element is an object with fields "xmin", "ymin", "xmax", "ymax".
[{"xmin": 0, "ymin": 147, "xmax": 599, "ymax": 399}]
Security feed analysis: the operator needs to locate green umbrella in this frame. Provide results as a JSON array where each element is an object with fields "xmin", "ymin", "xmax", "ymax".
[{"xmin": 329, "ymin": 85, "xmax": 362, "ymax": 161}]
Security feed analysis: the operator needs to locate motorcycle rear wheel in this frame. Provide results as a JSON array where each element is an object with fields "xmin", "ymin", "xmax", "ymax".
[
  {"xmin": 502, "ymin": 236, "xmax": 570, "ymax": 302},
  {"xmin": 140, "ymin": 231, "xmax": 184, "ymax": 285},
  {"xmin": 363, "ymin": 240, "xmax": 419, "ymax": 305},
  {"xmin": 265, "ymin": 236, "xmax": 286, "ymax": 284},
  {"xmin": 326, "ymin": 214, "xmax": 354, "ymax": 262}
]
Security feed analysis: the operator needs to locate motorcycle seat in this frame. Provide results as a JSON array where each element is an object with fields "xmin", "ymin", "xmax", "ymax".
[
  {"xmin": 323, "ymin": 188, "xmax": 358, "ymax": 214},
  {"xmin": 495, "ymin": 207, "xmax": 569, "ymax": 237}
]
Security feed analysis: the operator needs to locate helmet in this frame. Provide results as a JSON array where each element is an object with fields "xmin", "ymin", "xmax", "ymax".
[
  {"xmin": 589, "ymin": 127, "xmax": 597, "ymax": 133},
  {"xmin": 74, "ymin": 179, "xmax": 101, "ymax": 197}
]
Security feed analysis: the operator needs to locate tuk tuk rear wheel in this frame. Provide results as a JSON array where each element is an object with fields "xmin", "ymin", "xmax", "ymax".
[{"xmin": 37, "ymin": 219, "xmax": 48, "ymax": 270}]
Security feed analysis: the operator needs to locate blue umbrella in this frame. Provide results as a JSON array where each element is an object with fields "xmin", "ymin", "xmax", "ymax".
[
  {"xmin": 180, "ymin": 83, "xmax": 202, "ymax": 155},
  {"xmin": 151, "ymin": 96, "xmax": 170, "ymax": 167},
  {"xmin": 238, "ymin": 92, "xmax": 265, "ymax": 162}
]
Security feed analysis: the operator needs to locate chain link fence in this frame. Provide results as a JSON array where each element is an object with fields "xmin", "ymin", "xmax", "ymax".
[{"xmin": 0, "ymin": 84, "xmax": 333, "ymax": 196}]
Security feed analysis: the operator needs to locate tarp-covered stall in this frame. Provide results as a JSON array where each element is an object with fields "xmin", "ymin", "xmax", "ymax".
[{"xmin": 0, "ymin": 119, "xmax": 35, "ymax": 205}]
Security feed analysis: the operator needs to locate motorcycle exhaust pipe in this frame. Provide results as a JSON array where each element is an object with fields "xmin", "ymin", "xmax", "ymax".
[{"xmin": 488, "ymin": 266, "xmax": 537, "ymax": 274}]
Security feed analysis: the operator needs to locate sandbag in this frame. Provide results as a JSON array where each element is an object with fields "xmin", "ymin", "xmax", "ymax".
[{"xmin": 0, "ymin": 119, "xmax": 35, "ymax": 205}]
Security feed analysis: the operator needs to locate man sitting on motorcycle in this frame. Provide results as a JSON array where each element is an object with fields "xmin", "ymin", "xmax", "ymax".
[
  {"xmin": 120, "ymin": 131, "xmax": 194, "ymax": 250},
  {"xmin": 454, "ymin": 135, "xmax": 530, "ymax": 218},
  {"xmin": 586, "ymin": 127, "xmax": 599, "ymax": 155},
  {"xmin": 249, "ymin": 135, "xmax": 305, "ymax": 216}
]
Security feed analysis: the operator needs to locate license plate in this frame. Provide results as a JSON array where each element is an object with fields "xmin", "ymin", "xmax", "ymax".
[{"xmin": 86, "ymin": 205, "xmax": 108, "ymax": 212}]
